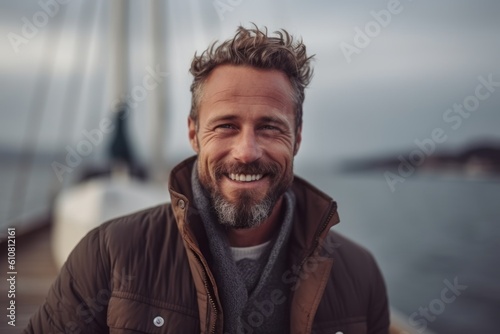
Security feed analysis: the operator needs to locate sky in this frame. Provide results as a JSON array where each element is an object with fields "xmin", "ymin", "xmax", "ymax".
[{"xmin": 1, "ymin": 0, "xmax": 499, "ymax": 167}]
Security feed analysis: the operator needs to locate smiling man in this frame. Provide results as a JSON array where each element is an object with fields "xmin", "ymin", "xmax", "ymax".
[
  {"xmin": 191, "ymin": 64, "xmax": 298, "ymax": 242},
  {"xmin": 25, "ymin": 26, "xmax": 389, "ymax": 334}
]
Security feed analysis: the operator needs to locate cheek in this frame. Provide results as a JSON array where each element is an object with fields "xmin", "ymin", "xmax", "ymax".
[
  {"xmin": 198, "ymin": 150, "xmax": 219, "ymax": 181},
  {"xmin": 269, "ymin": 143, "xmax": 295, "ymax": 165},
  {"xmin": 201, "ymin": 141, "xmax": 229, "ymax": 163}
]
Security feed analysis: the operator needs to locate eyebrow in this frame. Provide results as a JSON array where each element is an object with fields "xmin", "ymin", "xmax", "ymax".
[
  {"xmin": 258, "ymin": 116, "xmax": 290, "ymax": 128},
  {"xmin": 206, "ymin": 115, "xmax": 238, "ymax": 128}
]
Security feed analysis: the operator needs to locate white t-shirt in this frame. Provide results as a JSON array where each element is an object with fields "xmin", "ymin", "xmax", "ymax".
[{"xmin": 230, "ymin": 240, "xmax": 272, "ymax": 262}]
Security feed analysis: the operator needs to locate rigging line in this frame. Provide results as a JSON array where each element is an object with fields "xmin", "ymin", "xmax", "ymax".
[
  {"xmin": 51, "ymin": 0, "xmax": 99, "ymax": 189},
  {"xmin": 8, "ymin": 3, "xmax": 72, "ymax": 224},
  {"xmin": 81, "ymin": 1, "xmax": 106, "ymax": 142}
]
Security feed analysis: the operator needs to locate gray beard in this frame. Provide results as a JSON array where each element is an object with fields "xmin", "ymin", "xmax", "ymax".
[{"xmin": 211, "ymin": 191, "xmax": 275, "ymax": 229}]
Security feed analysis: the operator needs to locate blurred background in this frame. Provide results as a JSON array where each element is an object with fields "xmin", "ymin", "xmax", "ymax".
[{"xmin": 1, "ymin": 0, "xmax": 499, "ymax": 333}]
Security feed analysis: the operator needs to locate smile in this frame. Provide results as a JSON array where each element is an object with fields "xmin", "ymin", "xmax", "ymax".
[{"xmin": 228, "ymin": 173, "xmax": 264, "ymax": 182}]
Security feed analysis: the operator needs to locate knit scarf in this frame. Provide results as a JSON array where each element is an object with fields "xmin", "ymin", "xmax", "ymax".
[{"xmin": 191, "ymin": 162, "xmax": 294, "ymax": 333}]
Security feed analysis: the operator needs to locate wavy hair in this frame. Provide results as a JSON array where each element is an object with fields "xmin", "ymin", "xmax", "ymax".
[{"xmin": 189, "ymin": 24, "xmax": 314, "ymax": 130}]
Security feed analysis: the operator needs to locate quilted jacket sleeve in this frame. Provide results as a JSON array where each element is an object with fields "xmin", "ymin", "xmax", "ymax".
[{"xmin": 23, "ymin": 226, "xmax": 111, "ymax": 334}]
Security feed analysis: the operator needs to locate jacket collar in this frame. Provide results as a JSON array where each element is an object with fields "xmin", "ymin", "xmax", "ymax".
[{"xmin": 168, "ymin": 156, "xmax": 340, "ymax": 262}]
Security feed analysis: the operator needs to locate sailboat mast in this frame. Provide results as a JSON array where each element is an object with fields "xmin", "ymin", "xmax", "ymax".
[
  {"xmin": 150, "ymin": 0, "xmax": 169, "ymax": 183},
  {"xmin": 109, "ymin": 0, "xmax": 129, "ymax": 112}
]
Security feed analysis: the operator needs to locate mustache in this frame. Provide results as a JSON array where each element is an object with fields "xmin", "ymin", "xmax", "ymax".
[{"xmin": 213, "ymin": 161, "xmax": 281, "ymax": 177}]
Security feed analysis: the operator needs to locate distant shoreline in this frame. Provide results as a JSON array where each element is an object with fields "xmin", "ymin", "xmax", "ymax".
[{"xmin": 339, "ymin": 141, "xmax": 500, "ymax": 178}]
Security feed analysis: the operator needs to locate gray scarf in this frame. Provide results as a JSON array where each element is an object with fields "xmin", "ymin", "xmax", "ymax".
[{"xmin": 191, "ymin": 162, "xmax": 294, "ymax": 333}]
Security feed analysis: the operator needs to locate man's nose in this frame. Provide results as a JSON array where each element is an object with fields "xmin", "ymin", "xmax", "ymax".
[{"xmin": 232, "ymin": 129, "xmax": 262, "ymax": 163}]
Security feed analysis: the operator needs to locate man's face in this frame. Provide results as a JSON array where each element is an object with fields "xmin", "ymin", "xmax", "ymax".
[{"xmin": 189, "ymin": 65, "xmax": 302, "ymax": 228}]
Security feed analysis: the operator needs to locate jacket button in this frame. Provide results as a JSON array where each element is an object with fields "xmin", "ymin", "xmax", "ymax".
[
  {"xmin": 178, "ymin": 199, "xmax": 186, "ymax": 209},
  {"xmin": 153, "ymin": 316, "xmax": 164, "ymax": 327}
]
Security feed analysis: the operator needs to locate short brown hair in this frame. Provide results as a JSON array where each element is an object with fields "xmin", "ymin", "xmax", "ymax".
[{"xmin": 189, "ymin": 24, "xmax": 314, "ymax": 130}]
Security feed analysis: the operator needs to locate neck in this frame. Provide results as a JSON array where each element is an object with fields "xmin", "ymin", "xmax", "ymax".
[{"xmin": 226, "ymin": 197, "xmax": 284, "ymax": 247}]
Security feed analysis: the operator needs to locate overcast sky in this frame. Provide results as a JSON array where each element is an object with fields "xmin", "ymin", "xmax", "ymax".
[{"xmin": 1, "ymin": 0, "xmax": 499, "ymax": 166}]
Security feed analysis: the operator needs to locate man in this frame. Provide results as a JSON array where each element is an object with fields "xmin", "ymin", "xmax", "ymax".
[{"xmin": 25, "ymin": 25, "xmax": 389, "ymax": 334}]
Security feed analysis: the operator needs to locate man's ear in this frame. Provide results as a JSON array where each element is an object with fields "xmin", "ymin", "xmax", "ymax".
[
  {"xmin": 188, "ymin": 116, "xmax": 199, "ymax": 153},
  {"xmin": 293, "ymin": 126, "xmax": 302, "ymax": 156}
]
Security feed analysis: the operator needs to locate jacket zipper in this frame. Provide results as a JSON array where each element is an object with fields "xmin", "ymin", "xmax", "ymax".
[
  {"xmin": 189, "ymin": 247, "xmax": 218, "ymax": 334},
  {"xmin": 297, "ymin": 201, "xmax": 336, "ymax": 271}
]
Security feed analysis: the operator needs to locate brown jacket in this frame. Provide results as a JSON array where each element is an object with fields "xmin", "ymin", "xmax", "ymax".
[{"xmin": 25, "ymin": 156, "xmax": 389, "ymax": 333}]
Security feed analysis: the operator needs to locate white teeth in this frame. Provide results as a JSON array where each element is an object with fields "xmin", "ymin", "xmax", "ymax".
[{"xmin": 229, "ymin": 173, "xmax": 264, "ymax": 182}]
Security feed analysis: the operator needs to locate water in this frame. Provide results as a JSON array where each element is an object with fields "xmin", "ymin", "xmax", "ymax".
[
  {"xmin": 2, "ymin": 157, "xmax": 499, "ymax": 333},
  {"xmin": 298, "ymin": 165, "xmax": 500, "ymax": 334}
]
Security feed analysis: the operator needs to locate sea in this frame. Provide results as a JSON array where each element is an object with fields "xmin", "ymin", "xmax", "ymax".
[
  {"xmin": 1, "ymin": 157, "xmax": 499, "ymax": 334},
  {"xmin": 297, "ymin": 163, "xmax": 500, "ymax": 334}
]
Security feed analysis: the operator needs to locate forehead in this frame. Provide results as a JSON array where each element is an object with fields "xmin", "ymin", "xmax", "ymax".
[{"xmin": 199, "ymin": 65, "xmax": 295, "ymax": 119}]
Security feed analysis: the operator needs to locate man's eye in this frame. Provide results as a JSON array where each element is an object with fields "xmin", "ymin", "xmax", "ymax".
[
  {"xmin": 261, "ymin": 125, "xmax": 279, "ymax": 131},
  {"xmin": 215, "ymin": 124, "xmax": 235, "ymax": 130}
]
